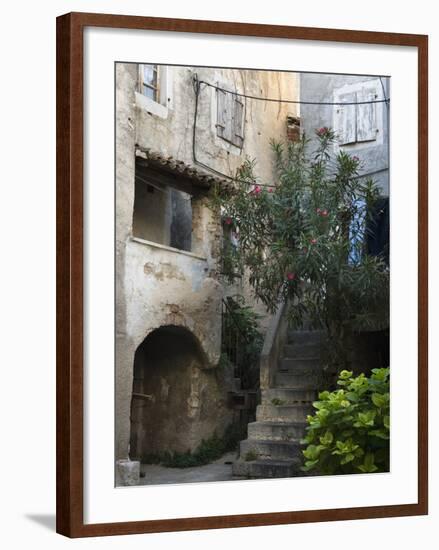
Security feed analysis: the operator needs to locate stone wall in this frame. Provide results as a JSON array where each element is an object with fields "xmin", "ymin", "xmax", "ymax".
[
  {"xmin": 130, "ymin": 326, "xmax": 234, "ymax": 458},
  {"xmin": 115, "ymin": 63, "xmax": 300, "ymax": 464}
]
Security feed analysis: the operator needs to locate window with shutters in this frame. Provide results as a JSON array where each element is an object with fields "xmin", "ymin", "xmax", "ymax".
[
  {"xmin": 335, "ymin": 81, "xmax": 380, "ymax": 146},
  {"xmin": 216, "ymin": 86, "xmax": 245, "ymax": 148}
]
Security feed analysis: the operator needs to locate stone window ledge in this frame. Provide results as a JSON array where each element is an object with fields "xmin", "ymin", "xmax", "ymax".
[
  {"xmin": 130, "ymin": 236, "xmax": 207, "ymax": 261},
  {"xmin": 135, "ymin": 91, "xmax": 168, "ymax": 119}
]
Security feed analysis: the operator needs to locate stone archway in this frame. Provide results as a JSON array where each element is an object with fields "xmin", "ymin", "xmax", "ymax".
[{"xmin": 129, "ymin": 325, "xmax": 206, "ymax": 461}]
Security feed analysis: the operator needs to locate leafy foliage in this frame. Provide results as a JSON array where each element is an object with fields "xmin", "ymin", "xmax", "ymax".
[
  {"xmin": 211, "ymin": 130, "xmax": 389, "ymax": 369},
  {"xmin": 222, "ymin": 295, "xmax": 263, "ymax": 388},
  {"xmin": 301, "ymin": 368, "xmax": 390, "ymax": 475}
]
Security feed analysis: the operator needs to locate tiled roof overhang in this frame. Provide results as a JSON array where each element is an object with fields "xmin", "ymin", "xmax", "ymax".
[{"xmin": 135, "ymin": 146, "xmax": 230, "ymax": 191}]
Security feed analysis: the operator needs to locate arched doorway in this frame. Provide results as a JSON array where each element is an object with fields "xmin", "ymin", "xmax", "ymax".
[{"xmin": 129, "ymin": 325, "xmax": 205, "ymax": 461}]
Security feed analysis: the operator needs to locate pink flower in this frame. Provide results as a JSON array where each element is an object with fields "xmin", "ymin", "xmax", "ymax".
[
  {"xmin": 268, "ymin": 187, "xmax": 274, "ymax": 193},
  {"xmin": 252, "ymin": 185, "xmax": 262, "ymax": 195},
  {"xmin": 310, "ymin": 238, "xmax": 317, "ymax": 245},
  {"xmin": 317, "ymin": 127, "xmax": 330, "ymax": 137},
  {"xmin": 224, "ymin": 217, "xmax": 233, "ymax": 225},
  {"xmin": 321, "ymin": 209, "xmax": 328, "ymax": 217},
  {"xmin": 316, "ymin": 208, "xmax": 321, "ymax": 214},
  {"xmin": 286, "ymin": 272, "xmax": 296, "ymax": 281}
]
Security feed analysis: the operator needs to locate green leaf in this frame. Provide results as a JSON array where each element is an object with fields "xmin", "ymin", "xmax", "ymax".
[
  {"xmin": 346, "ymin": 391, "xmax": 360, "ymax": 403},
  {"xmin": 355, "ymin": 411, "xmax": 376, "ymax": 427},
  {"xmin": 369, "ymin": 429, "xmax": 390, "ymax": 440},
  {"xmin": 301, "ymin": 459, "xmax": 319, "ymax": 472},
  {"xmin": 357, "ymin": 452, "xmax": 378, "ymax": 473},
  {"xmin": 303, "ymin": 445, "xmax": 322, "ymax": 461},
  {"xmin": 371, "ymin": 393, "xmax": 389, "ymax": 408},
  {"xmin": 341, "ymin": 453, "xmax": 355, "ymax": 465},
  {"xmin": 320, "ymin": 431, "xmax": 334, "ymax": 446}
]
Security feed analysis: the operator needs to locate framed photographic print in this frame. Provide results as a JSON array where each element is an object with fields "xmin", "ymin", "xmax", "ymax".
[{"xmin": 56, "ymin": 12, "xmax": 428, "ymax": 537}]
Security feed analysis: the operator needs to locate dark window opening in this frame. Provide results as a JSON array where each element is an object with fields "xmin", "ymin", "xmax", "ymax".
[
  {"xmin": 366, "ymin": 197, "xmax": 389, "ymax": 265},
  {"xmin": 132, "ymin": 168, "xmax": 193, "ymax": 252}
]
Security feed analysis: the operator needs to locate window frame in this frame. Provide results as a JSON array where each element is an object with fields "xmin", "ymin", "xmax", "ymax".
[
  {"xmin": 138, "ymin": 64, "xmax": 160, "ymax": 102},
  {"xmin": 334, "ymin": 78, "xmax": 383, "ymax": 147},
  {"xmin": 135, "ymin": 64, "xmax": 172, "ymax": 119}
]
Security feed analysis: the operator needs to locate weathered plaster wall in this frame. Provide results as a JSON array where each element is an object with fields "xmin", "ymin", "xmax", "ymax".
[
  {"xmin": 300, "ymin": 73, "xmax": 390, "ymax": 196},
  {"xmin": 125, "ymin": 236, "xmax": 222, "ymax": 367},
  {"xmin": 116, "ymin": 198, "xmax": 228, "ymax": 461},
  {"xmin": 135, "ymin": 65, "xmax": 300, "ymax": 185},
  {"xmin": 115, "ymin": 63, "xmax": 300, "ymax": 463},
  {"xmin": 115, "ymin": 62, "xmax": 137, "ymax": 462}
]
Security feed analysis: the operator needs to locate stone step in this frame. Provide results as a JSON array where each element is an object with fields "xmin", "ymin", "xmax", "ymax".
[
  {"xmin": 283, "ymin": 342, "xmax": 322, "ymax": 358},
  {"xmin": 261, "ymin": 388, "xmax": 316, "ymax": 405},
  {"xmin": 247, "ymin": 421, "xmax": 307, "ymax": 441},
  {"xmin": 278, "ymin": 357, "xmax": 322, "ymax": 373},
  {"xmin": 233, "ymin": 458, "xmax": 301, "ymax": 479},
  {"xmin": 287, "ymin": 330, "xmax": 324, "ymax": 345},
  {"xmin": 274, "ymin": 372, "xmax": 323, "ymax": 389},
  {"xmin": 240, "ymin": 438, "xmax": 303, "ymax": 461},
  {"xmin": 256, "ymin": 403, "xmax": 313, "ymax": 422}
]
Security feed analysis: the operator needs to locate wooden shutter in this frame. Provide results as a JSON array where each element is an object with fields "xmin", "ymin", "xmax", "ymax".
[
  {"xmin": 217, "ymin": 86, "xmax": 245, "ymax": 147},
  {"xmin": 232, "ymin": 96, "xmax": 244, "ymax": 148},
  {"xmin": 335, "ymin": 92, "xmax": 357, "ymax": 145},
  {"xmin": 217, "ymin": 88, "xmax": 230, "ymax": 140},
  {"xmin": 357, "ymin": 86, "xmax": 378, "ymax": 142}
]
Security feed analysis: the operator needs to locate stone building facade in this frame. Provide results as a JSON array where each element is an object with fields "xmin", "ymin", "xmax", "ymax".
[
  {"xmin": 300, "ymin": 73, "xmax": 390, "ymax": 196},
  {"xmin": 115, "ymin": 62, "xmax": 300, "ymax": 476}
]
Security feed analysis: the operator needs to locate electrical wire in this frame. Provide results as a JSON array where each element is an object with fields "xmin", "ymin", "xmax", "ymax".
[
  {"xmin": 192, "ymin": 75, "xmax": 390, "ymax": 187},
  {"xmin": 198, "ymin": 79, "xmax": 390, "ymax": 106}
]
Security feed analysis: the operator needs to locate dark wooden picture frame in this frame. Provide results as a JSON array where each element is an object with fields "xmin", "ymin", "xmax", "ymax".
[{"xmin": 56, "ymin": 12, "xmax": 428, "ymax": 538}]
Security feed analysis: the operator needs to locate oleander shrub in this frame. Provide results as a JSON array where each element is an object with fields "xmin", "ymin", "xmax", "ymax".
[{"xmin": 211, "ymin": 129, "xmax": 389, "ymax": 371}]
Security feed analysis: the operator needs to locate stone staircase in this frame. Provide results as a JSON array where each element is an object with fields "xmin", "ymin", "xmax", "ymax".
[{"xmin": 233, "ymin": 329, "xmax": 325, "ymax": 478}]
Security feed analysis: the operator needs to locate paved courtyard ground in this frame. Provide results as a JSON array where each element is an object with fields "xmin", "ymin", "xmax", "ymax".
[{"xmin": 138, "ymin": 451, "xmax": 242, "ymax": 485}]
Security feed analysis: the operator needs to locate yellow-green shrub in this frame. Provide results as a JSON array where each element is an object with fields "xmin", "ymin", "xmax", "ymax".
[{"xmin": 301, "ymin": 368, "xmax": 390, "ymax": 475}]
